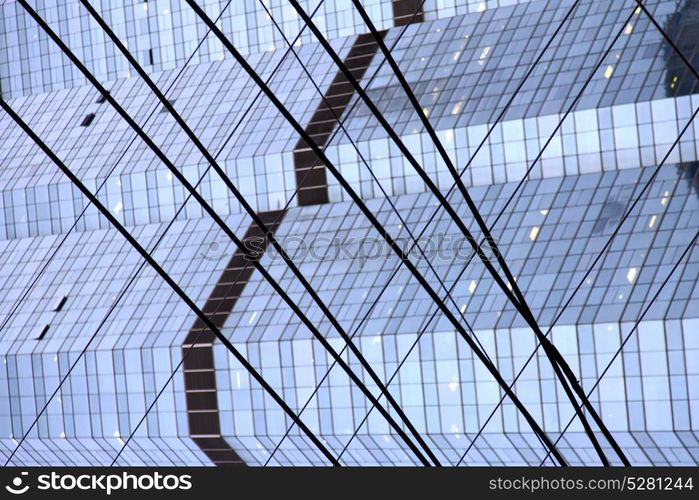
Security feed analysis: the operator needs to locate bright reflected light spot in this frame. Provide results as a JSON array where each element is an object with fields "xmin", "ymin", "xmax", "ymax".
[
  {"xmin": 448, "ymin": 381, "xmax": 459, "ymax": 392},
  {"xmin": 372, "ymin": 335, "xmax": 381, "ymax": 344},
  {"xmin": 604, "ymin": 65, "xmax": 614, "ymax": 79},
  {"xmin": 540, "ymin": 209, "xmax": 549, "ymax": 215},
  {"xmin": 248, "ymin": 311, "xmax": 258, "ymax": 324},
  {"xmin": 445, "ymin": 129, "xmax": 454, "ymax": 144},
  {"xmin": 478, "ymin": 46, "xmax": 491, "ymax": 65},
  {"xmin": 166, "ymin": 171, "xmax": 173, "ymax": 181},
  {"xmin": 452, "ymin": 50, "xmax": 462, "ymax": 62},
  {"xmin": 661, "ymin": 197, "xmax": 668, "ymax": 205},
  {"xmin": 268, "ymin": 44, "xmax": 276, "ymax": 52},
  {"xmin": 113, "ymin": 202, "xmax": 123, "ymax": 214},
  {"xmin": 422, "ymin": 107, "xmax": 430, "ymax": 117},
  {"xmin": 469, "ymin": 280, "xmax": 477, "ymax": 294},
  {"xmin": 529, "ymin": 226, "xmax": 540, "ymax": 241},
  {"xmin": 624, "ymin": 23, "xmax": 633, "ymax": 35},
  {"xmin": 476, "ymin": 2, "xmax": 486, "ymax": 12},
  {"xmin": 60, "ymin": 432, "xmax": 65, "ymax": 438},
  {"xmin": 451, "ymin": 101, "xmax": 463, "ymax": 115},
  {"xmin": 648, "ymin": 215, "xmax": 657, "ymax": 228},
  {"xmin": 460, "ymin": 303, "xmax": 467, "ymax": 313},
  {"xmin": 627, "ymin": 267, "xmax": 637, "ymax": 283}
]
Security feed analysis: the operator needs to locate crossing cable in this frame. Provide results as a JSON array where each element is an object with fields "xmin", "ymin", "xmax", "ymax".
[
  {"xmin": 265, "ymin": 0, "xmax": 587, "ymax": 466},
  {"xmin": 80, "ymin": 0, "xmax": 438, "ymax": 467},
  {"xmin": 185, "ymin": 0, "xmax": 567, "ymax": 466},
  {"xmin": 330, "ymin": 3, "xmax": 641, "ymax": 467},
  {"xmin": 347, "ymin": 0, "xmax": 616, "ymax": 465},
  {"xmin": 539, "ymin": 228, "xmax": 699, "ymax": 465},
  {"xmin": 0, "ymin": 0, "xmax": 238, "ymax": 340},
  {"xmin": 4, "ymin": 1, "xmax": 330, "ymax": 468},
  {"xmin": 112, "ymin": 1, "xmax": 435, "ymax": 467},
  {"xmin": 258, "ymin": 0, "xmax": 555, "ymax": 465},
  {"xmin": 19, "ymin": 0, "xmax": 434, "ymax": 468},
  {"xmin": 0, "ymin": 95, "xmax": 340, "ymax": 466},
  {"xmin": 455, "ymin": 100, "xmax": 699, "ymax": 466}
]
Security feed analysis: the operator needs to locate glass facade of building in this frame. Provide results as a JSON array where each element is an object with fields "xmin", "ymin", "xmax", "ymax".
[{"xmin": 0, "ymin": 0, "xmax": 696, "ymax": 466}]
